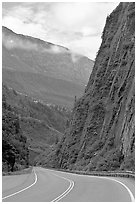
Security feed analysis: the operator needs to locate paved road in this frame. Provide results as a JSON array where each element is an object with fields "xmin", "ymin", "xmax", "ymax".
[{"xmin": 2, "ymin": 167, "xmax": 135, "ymax": 202}]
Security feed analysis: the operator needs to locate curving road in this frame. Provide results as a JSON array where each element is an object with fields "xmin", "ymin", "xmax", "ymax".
[{"xmin": 2, "ymin": 167, "xmax": 135, "ymax": 202}]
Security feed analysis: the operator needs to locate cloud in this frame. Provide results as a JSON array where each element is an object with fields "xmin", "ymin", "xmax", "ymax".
[
  {"xmin": 2, "ymin": 30, "xmax": 81, "ymax": 63},
  {"xmin": 2, "ymin": 15, "xmax": 47, "ymax": 40},
  {"xmin": 51, "ymin": 3, "xmax": 92, "ymax": 28},
  {"xmin": 2, "ymin": 2, "xmax": 119, "ymax": 59},
  {"xmin": 2, "ymin": 30, "xmax": 68, "ymax": 54},
  {"xmin": 67, "ymin": 36, "xmax": 102, "ymax": 60},
  {"xmin": 49, "ymin": 45, "xmax": 67, "ymax": 54},
  {"xmin": 2, "ymin": 32, "xmax": 38, "ymax": 50}
]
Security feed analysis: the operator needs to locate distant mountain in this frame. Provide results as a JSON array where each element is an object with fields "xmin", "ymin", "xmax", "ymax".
[{"xmin": 2, "ymin": 26, "xmax": 94, "ymax": 107}]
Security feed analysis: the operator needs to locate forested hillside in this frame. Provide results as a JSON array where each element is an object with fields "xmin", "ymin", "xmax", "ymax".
[
  {"xmin": 2, "ymin": 84, "xmax": 71, "ymax": 168},
  {"xmin": 2, "ymin": 95, "xmax": 29, "ymax": 172}
]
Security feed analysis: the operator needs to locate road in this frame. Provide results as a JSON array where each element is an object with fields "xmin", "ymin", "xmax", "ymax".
[{"xmin": 2, "ymin": 167, "xmax": 135, "ymax": 202}]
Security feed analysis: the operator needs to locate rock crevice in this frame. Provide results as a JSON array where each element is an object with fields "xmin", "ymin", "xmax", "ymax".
[{"xmin": 56, "ymin": 3, "xmax": 135, "ymax": 171}]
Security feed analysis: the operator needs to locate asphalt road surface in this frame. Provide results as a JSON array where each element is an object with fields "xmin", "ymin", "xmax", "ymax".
[{"xmin": 2, "ymin": 167, "xmax": 135, "ymax": 202}]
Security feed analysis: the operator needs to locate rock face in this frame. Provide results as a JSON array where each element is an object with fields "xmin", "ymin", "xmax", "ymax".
[{"xmin": 56, "ymin": 3, "xmax": 135, "ymax": 171}]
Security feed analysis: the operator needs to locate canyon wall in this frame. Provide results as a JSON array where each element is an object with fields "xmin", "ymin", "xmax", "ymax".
[{"xmin": 56, "ymin": 3, "xmax": 135, "ymax": 171}]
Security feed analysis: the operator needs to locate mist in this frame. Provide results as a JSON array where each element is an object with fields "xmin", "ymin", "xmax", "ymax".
[{"xmin": 2, "ymin": 32, "xmax": 81, "ymax": 63}]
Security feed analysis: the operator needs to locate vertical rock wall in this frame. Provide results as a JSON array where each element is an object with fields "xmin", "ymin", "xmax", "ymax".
[{"xmin": 56, "ymin": 3, "xmax": 135, "ymax": 171}]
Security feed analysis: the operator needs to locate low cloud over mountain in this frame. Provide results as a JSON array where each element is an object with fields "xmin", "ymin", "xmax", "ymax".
[{"xmin": 2, "ymin": 26, "xmax": 94, "ymax": 107}]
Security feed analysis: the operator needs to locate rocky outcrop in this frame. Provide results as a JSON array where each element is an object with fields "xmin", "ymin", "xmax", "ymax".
[{"xmin": 55, "ymin": 3, "xmax": 135, "ymax": 171}]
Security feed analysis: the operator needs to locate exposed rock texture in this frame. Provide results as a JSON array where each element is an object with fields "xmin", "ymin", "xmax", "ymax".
[{"xmin": 55, "ymin": 3, "xmax": 135, "ymax": 171}]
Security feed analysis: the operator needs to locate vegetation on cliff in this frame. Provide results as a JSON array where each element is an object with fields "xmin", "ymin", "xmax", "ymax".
[{"xmin": 41, "ymin": 3, "xmax": 135, "ymax": 172}]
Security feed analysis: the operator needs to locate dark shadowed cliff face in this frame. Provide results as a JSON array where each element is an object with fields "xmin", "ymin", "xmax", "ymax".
[{"xmin": 55, "ymin": 3, "xmax": 135, "ymax": 171}]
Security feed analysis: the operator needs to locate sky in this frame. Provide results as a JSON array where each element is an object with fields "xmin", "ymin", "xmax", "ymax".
[{"xmin": 2, "ymin": 2, "xmax": 119, "ymax": 60}]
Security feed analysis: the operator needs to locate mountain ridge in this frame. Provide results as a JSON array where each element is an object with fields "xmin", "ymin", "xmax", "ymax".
[
  {"xmin": 2, "ymin": 26, "xmax": 70, "ymax": 52},
  {"xmin": 2, "ymin": 26, "xmax": 94, "ymax": 84},
  {"xmin": 2, "ymin": 26, "xmax": 94, "ymax": 107}
]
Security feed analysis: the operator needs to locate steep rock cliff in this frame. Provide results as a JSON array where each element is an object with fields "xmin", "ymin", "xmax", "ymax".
[{"xmin": 55, "ymin": 3, "xmax": 135, "ymax": 171}]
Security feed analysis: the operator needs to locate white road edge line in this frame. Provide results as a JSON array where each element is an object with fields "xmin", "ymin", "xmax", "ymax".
[
  {"xmin": 50, "ymin": 172, "xmax": 74, "ymax": 202},
  {"xmin": 47, "ymin": 169, "xmax": 135, "ymax": 202},
  {"xmin": 103, "ymin": 177, "xmax": 135, "ymax": 202},
  {"xmin": 2, "ymin": 168, "xmax": 37, "ymax": 200},
  {"xmin": 82, "ymin": 174, "xmax": 135, "ymax": 202}
]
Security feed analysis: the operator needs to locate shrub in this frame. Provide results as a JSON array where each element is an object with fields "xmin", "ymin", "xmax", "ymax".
[
  {"xmin": 120, "ymin": 154, "xmax": 135, "ymax": 171},
  {"xmin": 95, "ymin": 148, "xmax": 123, "ymax": 171}
]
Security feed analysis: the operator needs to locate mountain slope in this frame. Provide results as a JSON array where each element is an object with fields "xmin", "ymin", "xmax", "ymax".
[
  {"xmin": 2, "ymin": 26, "xmax": 94, "ymax": 107},
  {"xmin": 2, "ymin": 95, "xmax": 29, "ymax": 172},
  {"xmin": 42, "ymin": 3, "xmax": 135, "ymax": 171},
  {"xmin": 2, "ymin": 69, "xmax": 85, "ymax": 107},
  {"xmin": 2, "ymin": 84, "xmax": 71, "ymax": 165},
  {"xmin": 2, "ymin": 26, "xmax": 93, "ymax": 84}
]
